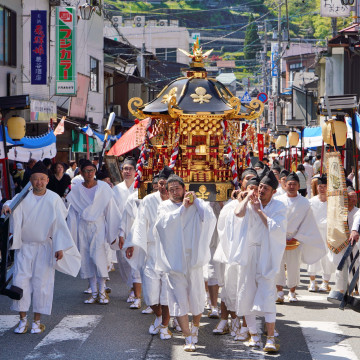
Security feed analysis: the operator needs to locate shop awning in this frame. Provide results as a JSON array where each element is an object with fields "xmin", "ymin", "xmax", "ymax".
[{"xmin": 0, "ymin": 127, "xmax": 56, "ymax": 162}]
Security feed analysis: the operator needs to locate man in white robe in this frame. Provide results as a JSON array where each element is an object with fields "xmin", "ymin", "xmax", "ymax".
[
  {"xmin": 232, "ymin": 171, "xmax": 286, "ymax": 352},
  {"xmin": 2, "ymin": 161, "xmax": 80, "ymax": 334},
  {"xmin": 125, "ymin": 166, "xmax": 173, "ymax": 339},
  {"xmin": 67, "ymin": 160, "xmax": 121, "ymax": 305},
  {"xmin": 113, "ymin": 157, "xmax": 137, "ymax": 302},
  {"xmin": 308, "ymin": 175, "xmax": 335, "ymax": 292},
  {"xmin": 154, "ymin": 175, "xmax": 216, "ymax": 351},
  {"xmin": 273, "ymin": 169, "xmax": 288, "ymax": 198},
  {"xmin": 121, "ymin": 190, "xmax": 143, "ymax": 309},
  {"xmin": 276, "ymin": 172, "xmax": 326, "ymax": 303},
  {"xmin": 212, "ymin": 168, "xmax": 258, "ymax": 339},
  {"xmin": 330, "ymin": 186, "xmax": 360, "ymax": 292},
  {"xmin": 205, "ymin": 201, "xmax": 224, "ymax": 319}
]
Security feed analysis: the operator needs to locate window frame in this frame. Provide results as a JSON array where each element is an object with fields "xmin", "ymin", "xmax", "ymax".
[
  {"xmin": 90, "ymin": 56, "xmax": 99, "ymax": 92},
  {"xmin": 0, "ymin": 5, "xmax": 16, "ymax": 67}
]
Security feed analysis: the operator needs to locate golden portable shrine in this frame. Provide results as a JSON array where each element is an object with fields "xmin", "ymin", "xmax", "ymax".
[{"xmin": 128, "ymin": 40, "xmax": 265, "ymax": 201}]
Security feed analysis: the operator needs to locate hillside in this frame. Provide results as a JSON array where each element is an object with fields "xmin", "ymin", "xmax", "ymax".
[{"xmin": 104, "ymin": 0, "xmax": 352, "ymax": 85}]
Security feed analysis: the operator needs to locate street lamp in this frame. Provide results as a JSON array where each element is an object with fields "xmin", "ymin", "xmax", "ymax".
[{"xmin": 79, "ymin": 1, "xmax": 94, "ymax": 21}]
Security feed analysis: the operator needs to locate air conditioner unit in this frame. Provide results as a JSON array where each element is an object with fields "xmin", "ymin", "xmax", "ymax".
[
  {"xmin": 170, "ymin": 20, "xmax": 179, "ymax": 27},
  {"xmin": 113, "ymin": 105, "xmax": 121, "ymax": 117},
  {"xmin": 112, "ymin": 16, "xmax": 122, "ymax": 24},
  {"xmin": 158, "ymin": 20, "xmax": 168, "ymax": 27},
  {"xmin": 49, "ymin": 0, "xmax": 60, "ymax": 6},
  {"xmin": 113, "ymin": 23, "xmax": 119, "ymax": 28},
  {"xmin": 134, "ymin": 15, "xmax": 145, "ymax": 27}
]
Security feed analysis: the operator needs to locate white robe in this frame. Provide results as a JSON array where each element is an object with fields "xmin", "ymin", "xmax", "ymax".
[
  {"xmin": 66, "ymin": 181, "xmax": 121, "ymax": 279},
  {"xmin": 154, "ymin": 198, "xmax": 216, "ymax": 316},
  {"xmin": 273, "ymin": 186, "xmax": 286, "ymax": 198},
  {"xmin": 122, "ymin": 191, "xmax": 142, "ymax": 284},
  {"xmin": 213, "ymin": 200, "xmax": 239, "ymax": 311},
  {"xmin": 230, "ymin": 198, "xmax": 287, "ymax": 316},
  {"xmin": 113, "ymin": 181, "xmax": 136, "ymax": 285},
  {"xmin": 206, "ymin": 202, "xmax": 225, "ymax": 287},
  {"xmin": 10, "ymin": 190, "xmax": 80, "ymax": 315},
  {"xmin": 277, "ymin": 193, "xmax": 326, "ymax": 264},
  {"xmin": 308, "ymin": 196, "xmax": 335, "ymax": 277},
  {"xmin": 125, "ymin": 191, "xmax": 168, "ymax": 306}
]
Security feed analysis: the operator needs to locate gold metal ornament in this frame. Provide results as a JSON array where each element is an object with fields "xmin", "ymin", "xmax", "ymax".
[
  {"xmin": 161, "ymin": 87, "xmax": 178, "ymax": 104},
  {"xmin": 128, "ymin": 97, "xmax": 145, "ymax": 119},
  {"xmin": 196, "ymin": 185, "xmax": 210, "ymax": 199},
  {"xmin": 190, "ymin": 87, "xmax": 212, "ymax": 104}
]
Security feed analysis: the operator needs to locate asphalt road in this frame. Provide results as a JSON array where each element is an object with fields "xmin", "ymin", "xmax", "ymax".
[{"xmin": 0, "ymin": 267, "xmax": 359, "ymax": 360}]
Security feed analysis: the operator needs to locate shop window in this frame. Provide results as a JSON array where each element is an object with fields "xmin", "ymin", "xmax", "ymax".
[
  {"xmin": 0, "ymin": 6, "xmax": 16, "ymax": 66},
  {"xmin": 90, "ymin": 56, "xmax": 99, "ymax": 92}
]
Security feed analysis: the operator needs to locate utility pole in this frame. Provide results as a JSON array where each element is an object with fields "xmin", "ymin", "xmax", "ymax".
[
  {"xmin": 262, "ymin": 21, "xmax": 268, "ymax": 93},
  {"xmin": 331, "ymin": 18, "xmax": 337, "ymax": 37},
  {"xmin": 277, "ymin": 3, "xmax": 282, "ymax": 100},
  {"xmin": 276, "ymin": 2, "xmax": 282, "ymax": 127}
]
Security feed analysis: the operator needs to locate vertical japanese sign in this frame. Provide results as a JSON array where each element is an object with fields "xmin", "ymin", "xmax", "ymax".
[
  {"xmin": 56, "ymin": 7, "xmax": 76, "ymax": 95},
  {"xmin": 31, "ymin": 10, "xmax": 47, "ymax": 85},
  {"xmin": 271, "ymin": 42, "xmax": 279, "ymax": 77},
  {"xmin": 268, "ymin": 100, "xmax": 275, "ymax": 127}
]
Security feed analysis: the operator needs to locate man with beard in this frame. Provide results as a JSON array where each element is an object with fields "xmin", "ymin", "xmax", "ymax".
[{"xmin": 154, "ymin": 175, "xmax": 216, "ymax": 351}]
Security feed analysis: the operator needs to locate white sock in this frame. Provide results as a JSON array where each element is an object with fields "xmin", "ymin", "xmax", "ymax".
[
  {"xmin": 89, "ymin": 276, "xmax": 97, "ymax": 294},
  {"xmin": 97, "ymin": 277, "xmax": 106, "ymax": 293},
  {"xmin": 154, "ymin": 316, "xmax": 162, "ymax": 328}
]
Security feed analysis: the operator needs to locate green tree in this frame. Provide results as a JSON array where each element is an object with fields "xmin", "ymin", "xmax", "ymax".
[{"xmin": 244, "ymin": 14, "xmax": 262, "ymax": 60}]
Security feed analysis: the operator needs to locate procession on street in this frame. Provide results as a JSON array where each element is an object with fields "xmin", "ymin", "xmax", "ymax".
[{"xmin": 1, "ymin": 7, "xmax": 360, "ymax": 357}]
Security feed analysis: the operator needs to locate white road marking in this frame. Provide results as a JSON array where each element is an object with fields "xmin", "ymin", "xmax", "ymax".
[
  {"xmin": 0, "ymin": 315, "xmax": 20, "ymax": 336},
  {"xmin": 299, "ymin": 321, "xmax": 359, "ymax": 360},
  {"xmin": 297, "ymin": 294, "xmax": 328, "ymax": 302},
  {"xmin": 25, "ymin": 315, "xmax": 102, "ymax": 360}
]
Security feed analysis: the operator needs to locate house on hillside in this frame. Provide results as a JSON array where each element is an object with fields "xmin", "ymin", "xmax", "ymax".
[{"xmin": 104, "ymin": 16, "xmax": 190, "ymax": 65}]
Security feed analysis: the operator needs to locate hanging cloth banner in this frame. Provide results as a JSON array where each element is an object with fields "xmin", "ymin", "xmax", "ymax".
[
  {"xmin": 257, "ymin": 134, "xmax": 264, "ymax": 161},
  {"xmin": 31, "ymin": 10, "xmax": 47, "ymax": 85},
  {"xmin": 326, "ymin": 152, "xmax": 349, "ymax": 254},
  {"xmin": 0, "ymin": 128, "xmax": 56, "ymax": 162}
]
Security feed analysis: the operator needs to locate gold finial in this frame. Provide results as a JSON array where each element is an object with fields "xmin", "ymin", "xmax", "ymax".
[{"xmin": 178, "ymin": 38, "xmax": 213, "ymax": 68}]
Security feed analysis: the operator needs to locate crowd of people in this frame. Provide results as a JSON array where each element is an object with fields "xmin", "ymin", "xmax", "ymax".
[{"xmin": 2, "ymin": 153, "xmax": 360, "ymax": 354}]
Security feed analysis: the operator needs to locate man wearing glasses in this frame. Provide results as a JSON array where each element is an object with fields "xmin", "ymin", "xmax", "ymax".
[{"xmin": 67, "ymin": 160, "xmax": 121, "ymax": 305}]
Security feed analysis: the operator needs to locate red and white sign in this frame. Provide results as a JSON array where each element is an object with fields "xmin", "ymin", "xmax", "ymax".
[
  {"xmin": 257, "ymin": 92, "xmax": 268, "ymax": 103},
  {"xmin": 268, "ymin": 100, "xmax": 275, "ymax": 126},
  {"xmin": 257, "ymin": 134, "xmax": 264, "ymax": 161}
]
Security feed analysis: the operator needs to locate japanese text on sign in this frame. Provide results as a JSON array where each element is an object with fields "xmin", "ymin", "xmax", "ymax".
[
  {"xmin": 31, "ymin": 10, "xmax": 47, "ymax": 85},
  {"xmin": 320, "ymin": 0, "xmax": 350, "ymax": 17},
  {"xmin": 56, "ymin": 7, "xmax": 76, "ymax": 96}
]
